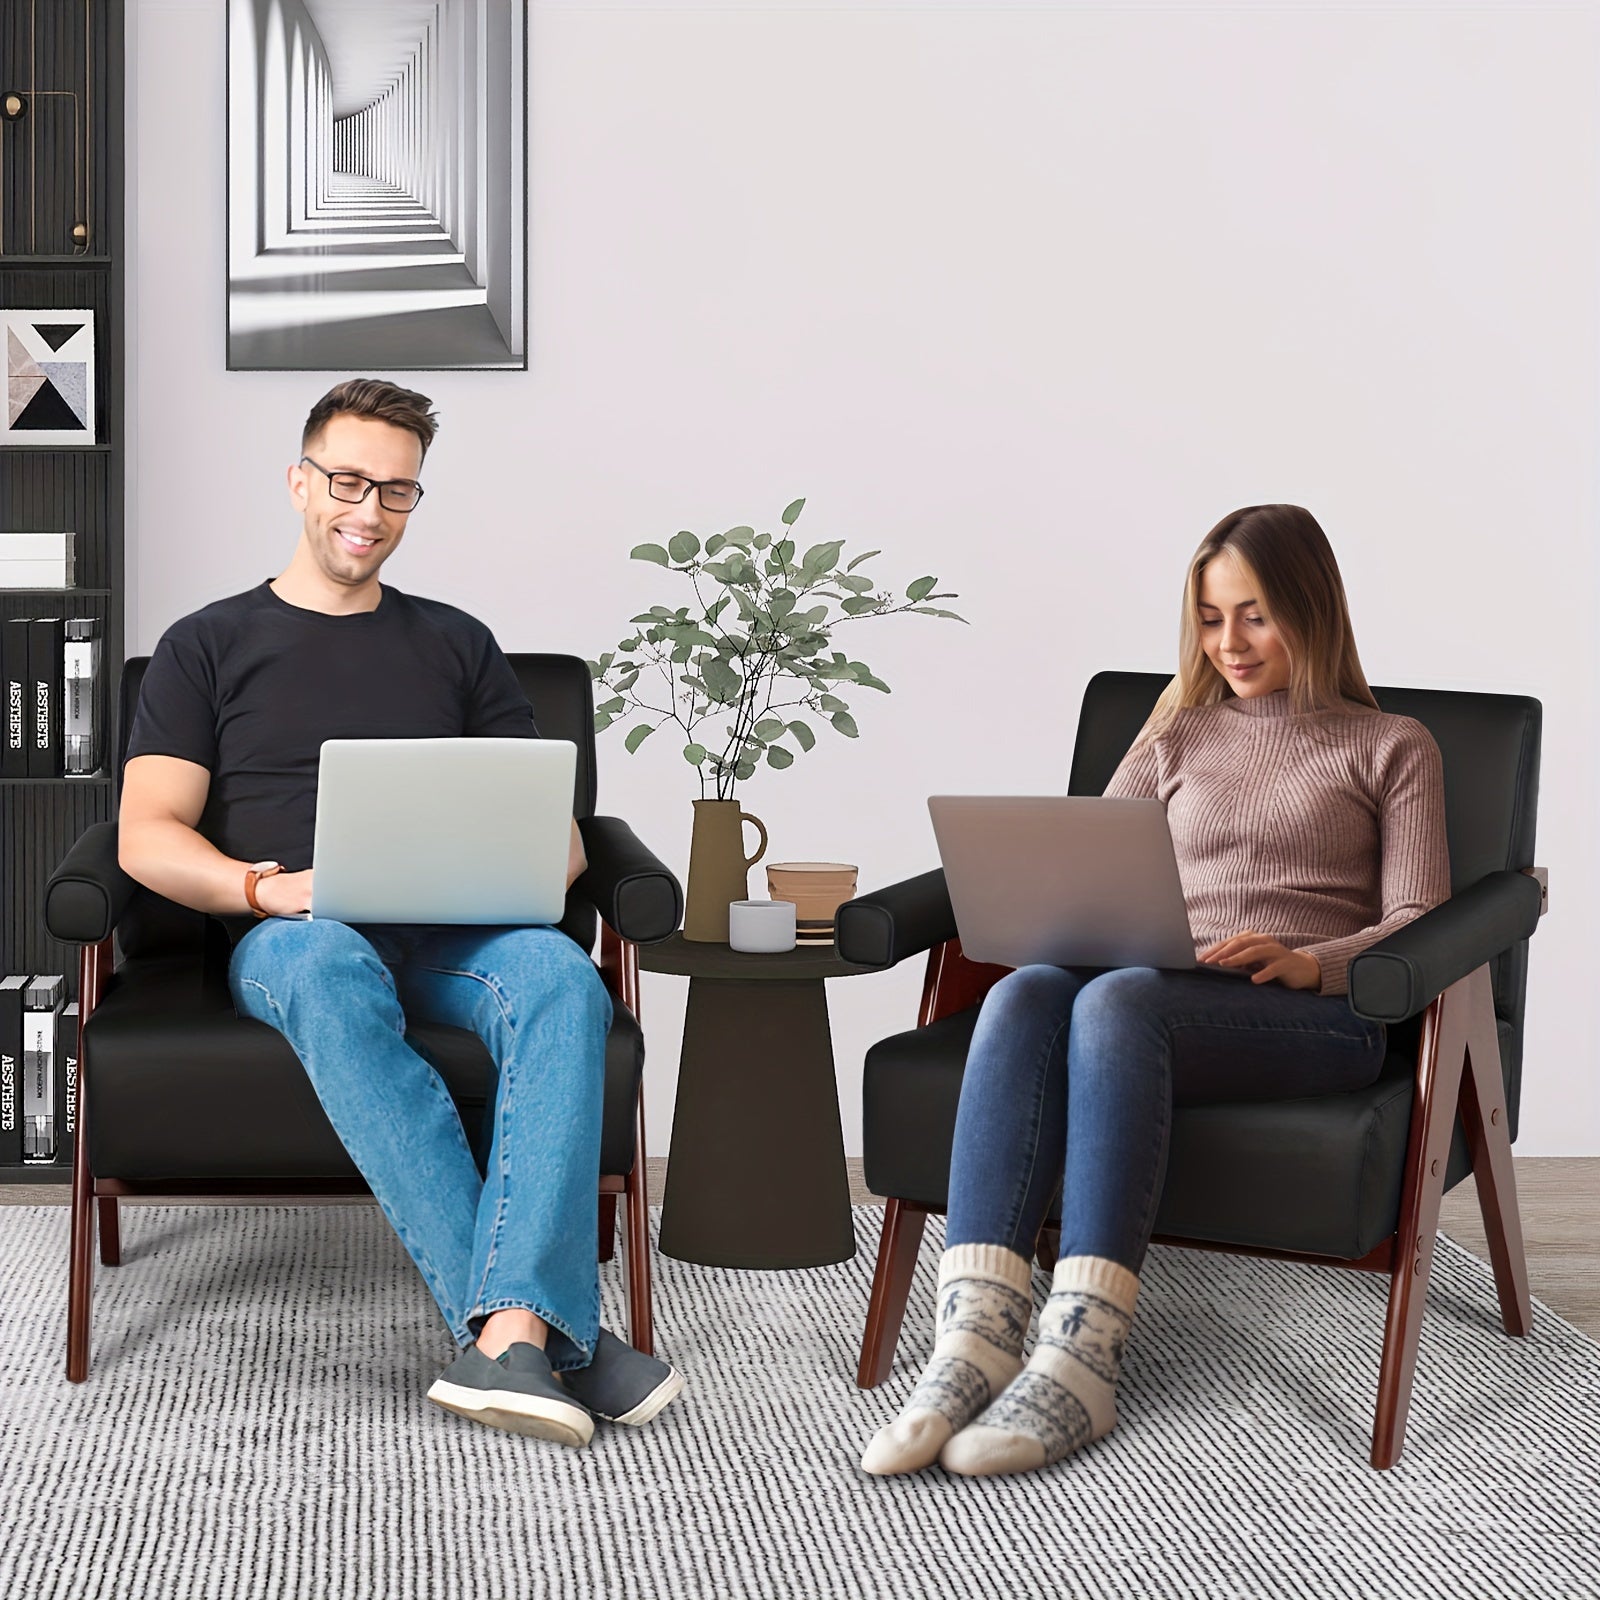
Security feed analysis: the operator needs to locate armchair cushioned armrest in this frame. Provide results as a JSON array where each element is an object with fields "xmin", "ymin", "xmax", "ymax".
[
  {"xmin": 836, "ymin": 869, "xmax": 957, "ymax": 969},
  {"xmin": 1347, "ymin": 869, "xmax": 1542, "ymax": 1024},
  {"xmin": 573, "ymin": 815, "xmax": 682, "ymax": 944},
  {"xmin": 45, "ymin": 821, "xmax": 138, "ymax": 945}
]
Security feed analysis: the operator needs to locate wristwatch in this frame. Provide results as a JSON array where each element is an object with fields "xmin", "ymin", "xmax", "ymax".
[{"xmin": 244, "ymin": 860, "xmax": 284, "ymax": 918}]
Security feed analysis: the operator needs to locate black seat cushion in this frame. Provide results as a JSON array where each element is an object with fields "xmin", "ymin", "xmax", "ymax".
[
  {"xmin": 84, "ymin": 955, "xmax": 645, "ymax": 1183},
  {"xmin": 862, "ymin": 1004, "xmax": 1493, "ymax": 1260}
]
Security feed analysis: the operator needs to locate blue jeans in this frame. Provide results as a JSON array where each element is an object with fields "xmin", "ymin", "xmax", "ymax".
[
  {"xmin": 229, "ymin": 918, "xmax": 613, "ymax": 1369},
  {"xmin": 946, "ymin": 965, "xmax": 1388, "ymax": 1272}
]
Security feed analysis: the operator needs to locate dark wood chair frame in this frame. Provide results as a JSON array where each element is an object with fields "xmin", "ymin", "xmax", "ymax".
[
  {"xmin": 66, "ymin": 920, "xmax": 656, "ymax": 1383},
  {"xmin": 857, "ymin": 864, "xmax": 1548, "ymax": 1471}
]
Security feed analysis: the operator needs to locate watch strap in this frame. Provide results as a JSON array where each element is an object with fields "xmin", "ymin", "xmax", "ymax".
[{"xmin": 244, "ymin": 862, "xmax": 283, "ymax": 918}]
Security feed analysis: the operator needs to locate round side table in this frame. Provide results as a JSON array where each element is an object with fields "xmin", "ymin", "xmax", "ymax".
[{"xmin": 638, "ymin": 932, "xmax": 875, "ymax": 1268}]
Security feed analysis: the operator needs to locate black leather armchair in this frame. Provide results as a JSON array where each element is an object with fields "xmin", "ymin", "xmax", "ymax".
[
  {"xmin": 837, "ymin": 672, "xmax": 1545, "ymax": 1469},
  {"xmin": 46, "ymin": 654, "xmax": 683, "ymax": 1381}
]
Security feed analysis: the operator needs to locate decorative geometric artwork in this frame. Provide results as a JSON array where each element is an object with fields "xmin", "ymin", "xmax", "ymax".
[
  {"xmin": 2, "ymin": 311, "xmax": 95, "ymax": 444},
  {"xmin": 227, "ymin": 0, "xmax": 528, "ymax": 371}
]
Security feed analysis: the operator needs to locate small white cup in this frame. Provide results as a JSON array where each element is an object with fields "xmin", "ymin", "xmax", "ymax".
[{"xmin": 728, "ymin": 898, "xmax": 797, "ymax": 953}]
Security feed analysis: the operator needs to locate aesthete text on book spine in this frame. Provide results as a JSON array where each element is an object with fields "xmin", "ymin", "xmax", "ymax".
[
  {"xmin": 57, "ymin": 1001, "xmax": 80, "ymax": 1165},
  {"xmin": 26, "ymin": 617, "xmax": 66, "ymax": 779},
  {"xmin": 0, "ymin": 975, "xmax": 28, "ymax": 1167},
  {"xmin": 21, "ymin": 976, "xmax": 64, "ymax": 1164},
  {"xmin": 1, "ymin": 618, "xmax": 30, "ymax": 780}
]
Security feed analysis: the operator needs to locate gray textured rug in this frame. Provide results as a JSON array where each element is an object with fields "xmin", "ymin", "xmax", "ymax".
[{"xmin": 1, "ymin": 1203, "xmax": 1597, "ymax": 1600}]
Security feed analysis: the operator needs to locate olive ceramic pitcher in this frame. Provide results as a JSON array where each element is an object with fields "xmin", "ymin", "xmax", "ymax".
[{"xmin": 683, "ymin": 799, "xmax": 768, "ymax": 942}]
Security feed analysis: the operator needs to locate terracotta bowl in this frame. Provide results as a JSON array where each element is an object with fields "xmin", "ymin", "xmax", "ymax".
[{"xmin": 765, "ymin": 861, "xmax": 859, "ymax": 944}]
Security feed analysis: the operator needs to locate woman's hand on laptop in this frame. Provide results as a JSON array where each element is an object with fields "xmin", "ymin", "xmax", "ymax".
[
  {"xmin": 1199, "ymin": 932, "xmax": 1321, "ymax": 990},
  {"xmin": 256, "ymin": 869, "xmax": 314, "ymax": 919}
]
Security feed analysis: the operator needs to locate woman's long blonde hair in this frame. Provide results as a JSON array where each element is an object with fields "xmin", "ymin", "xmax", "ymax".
[{"xmin": 1136, "ymin": 504, "xmax": 1379, "ymax": 746}]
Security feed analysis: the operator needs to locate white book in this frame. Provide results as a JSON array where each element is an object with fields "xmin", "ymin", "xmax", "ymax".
[
  {"xmin": 0, "ymin": 533, "xmax": 74, "ymax": 559},
  {"xmin": 0, "ymin": 558, "xmax": 74, "ymax": 588}
]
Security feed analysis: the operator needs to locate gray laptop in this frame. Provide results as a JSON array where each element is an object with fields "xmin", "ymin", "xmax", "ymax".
[
  {"xmin": 928, "ymin": 796, "xmax": 1239, "ymax": 972},
  {"xmin": 310, "ymin": 738, "xmax": 577, "ymax": 925}
]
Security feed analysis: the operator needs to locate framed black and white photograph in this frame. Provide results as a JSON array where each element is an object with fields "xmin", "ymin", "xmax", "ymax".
[
  {"xmin": 226, "ymin": 0, "xmax": 527, "ymax": 371},
  {"xmin": 2, "ymin": 309, "xmax": 95, "ymax": 445}
]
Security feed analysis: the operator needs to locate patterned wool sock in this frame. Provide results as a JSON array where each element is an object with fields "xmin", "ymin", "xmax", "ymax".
[
  {"xmin": 860, "ymin": 1243, "xmax": 1033, "ymax": 1476},
  {"xmin": 940, "ymin": 1254, "xmax": 1139, "ymax": 1477}
]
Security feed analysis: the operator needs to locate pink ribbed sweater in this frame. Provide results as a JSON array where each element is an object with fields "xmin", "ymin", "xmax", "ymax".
[{"xmin": 1102, "ymin": 688, "xmax": 1451, "ymax": 996}]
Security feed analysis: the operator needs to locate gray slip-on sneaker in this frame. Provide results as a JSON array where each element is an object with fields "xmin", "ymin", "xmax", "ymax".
[
  {"xmin": 427, "ymin": 1342, "xmax": 595, "ymax": 1447},
  {"xmin": 557, "ymin": 1328, "xmax": 684, "ymax": 1426}
]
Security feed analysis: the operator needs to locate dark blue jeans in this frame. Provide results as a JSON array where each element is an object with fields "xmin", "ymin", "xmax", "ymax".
[{"xmin": 945, "ymin": 965, "xmax": 1388, "ymax": 1273}]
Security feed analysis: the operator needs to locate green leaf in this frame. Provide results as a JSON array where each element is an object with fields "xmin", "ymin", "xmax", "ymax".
[
  {"xmin": 830, "ymin": 711, "xmax": 860, "ymax": 738},
  {"xmin": 624, "ymin": 724, "xmax": 654, "ymax": 754},
  {"xmin": 788, "ymin": 719, "xmax": 816, "ymax": 752},
  {"xmin": 819, "ymin": 694, "xmax": 849, "ymax": 713},
  {"xmin": 683, "ymin": 742, "xmax": 707, "ymax": 765},
  {"xmin": 766, "ymin": 745, "xmax": 794, "ymax": 769},
  {"xmin": 723, "ymin": 525, "xmax": 756, "ymax": 548},
  {"xmin": 841, "ymin": 596, "xmax": 879, "ymax": 615},
  {"xmin": 735, "ymin": 758, "xmax": 758, "ymax": 782},
  {"xmin": 668, "ymin": 531, "xmax": 701, "ymax": 563},
  {"xmin": 704, "ymin": 533, "xmax": 727, "ymax": 557},
  {"xmin": 707, "ymin": 595, "xmax": 730, "ymax": 623},
  {"xmin": 596, "ymin": 696, "xmax": 625, "ymax": 715},
  {"xmin": 910, "ymin": 607, "xmax": 968, "ymax": 621},
  {"xmin": 769, "ymin": 589, "xmax": 797, "ymax": 621},
  {"xmin": 845, "ymin": 549, "xmax": 882, "ymax": 573},
  {"xmin": 775, "ymin": 539, "xmax": 796, "ymax": 567},
  {"xmin": 906, "ymin": 576, "xmax": 937, "ymax": 602},
  {"xmin": 795, "ymin": 606, "xmax": 829, "ymax": 627},
  {"xmin": 838, "ymin": 573, "xmax": 874, "ymax": 594},
  {"xmin": 753, "ymin": 532, "xmax": 772, "ymax": 549},
  {"xmin": 781, "ymin": 497, "xmax": 806, "ymax": 526},
  {"xmin": 631, "ymin": 543, "xmax": 670, "ymax": 566},
  {"xmin": 753, "ymin": 716, "xmax": 786, "ymax": 740},
  {"xmin": 593, "ymin": 710, "xmax": 616, "ymax": 732},
  {"xmin": 801, "ymin": 539, "xmax": 845, "ymax": 572},
  {"xmin": 584, "ymin": 658, "xmax": 603, "ymax": 679},
  {"xmin": 702, "ymin": 657, "xmax": 743, "ymax": 703}
]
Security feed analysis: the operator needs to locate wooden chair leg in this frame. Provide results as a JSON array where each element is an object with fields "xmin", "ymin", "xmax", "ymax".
[
  {"xmin": 1457, "ymin": 965, "xmax": 1532, "ymax": 1336},
  {"xmin": 66, "ymin": 1122, "xmax": 96, "ymax": 1383},
  {"xmin": 97, "ymin": 1197, "xmax": 122, "ymax": 1266},
  {"xmin": 597, "ymin": 1193, "xmax": 617, "ymax": 1264},
  {"xmin": 1036, "ymin": 1223, "xmax": 1061, "ymax": 1273},
  {"xmin": 1372, "ymin": 977, "xmax": 1470, "ymax": 1469},
  {"xmin": 620, "ymin": 1086, "xmax": 654, "ymax": 1357},
  {"xmin": 856, "ymin": 1198, "xmax": 929, "ymax": 1388}
]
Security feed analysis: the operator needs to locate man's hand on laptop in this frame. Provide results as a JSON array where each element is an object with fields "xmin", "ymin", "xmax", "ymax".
[
  {"xmin": 1198, "ymin": 932, "xmax": 1320, "ymax": 990},
  {"xmin": 254, "ymin": 869, "xmax": 314, "ymax": 919}
]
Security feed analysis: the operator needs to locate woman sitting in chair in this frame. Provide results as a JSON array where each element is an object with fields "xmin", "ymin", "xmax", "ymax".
[{"xmin": 861, "ymin": 503, "xmax": 1451, "ymax": 1478}]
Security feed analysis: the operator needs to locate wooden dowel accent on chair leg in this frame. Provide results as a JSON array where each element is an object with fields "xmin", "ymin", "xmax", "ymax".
[
  {"xmin": 1457, "ymin": 964, "xmax": 1532, "ymax": 1337},
  {"xmin": 622, "ymin": 1083, "xmax": 655, "ymax": 1357},
  {"xmin": 1372, "ymin": 978, "xmax": 1469, "ymax": 1469},
  {"xmin": 97, "ymin": 1198, "xmax": 121, "ymax": 1267},
  {"xmin": 598, "ymin": 1193, "xmax": 618, "ymax": 1263},
  {"xmin": 857, "ymin": 1198, "xmax": 929, "ymax": 1389},
  {"xmin": 67, "ymin": 936, "xmax": 111, "ymax": 1383}
]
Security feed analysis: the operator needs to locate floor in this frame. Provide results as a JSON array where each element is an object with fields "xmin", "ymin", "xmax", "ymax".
[{"xmin": 5, "ymin": 1156, "xmax": 1596, "ymax": 1342}]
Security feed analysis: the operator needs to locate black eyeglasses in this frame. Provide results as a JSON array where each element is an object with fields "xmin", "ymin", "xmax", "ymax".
[{"xmin": 300, "ymin": 456, "xmax": 425, "ymax": 513}]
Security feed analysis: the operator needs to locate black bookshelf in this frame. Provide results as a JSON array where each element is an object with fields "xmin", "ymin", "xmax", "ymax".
[{"xmin": 1, "ymin": 2, "xmax": 124, "ymax": 1184}]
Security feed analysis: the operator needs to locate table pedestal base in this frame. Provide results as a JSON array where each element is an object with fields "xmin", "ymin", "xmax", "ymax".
[{"xmin": 659, "ymin": 976, "xmax": 856, "ymax": 1268}]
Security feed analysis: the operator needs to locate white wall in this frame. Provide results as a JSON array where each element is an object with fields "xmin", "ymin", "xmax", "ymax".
[{"xmin": 129, "ymin": 0, "xmax": 1600, "ymax": 1157}]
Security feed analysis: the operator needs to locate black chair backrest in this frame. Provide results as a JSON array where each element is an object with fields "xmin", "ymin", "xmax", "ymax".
[
  {"xmin": 113, "ymin": 653, "xmax": 598, "ymax": 961},
  {"xmin": 1066, "ymin": 671, "xmax": 1542, "ymax": 1123}
]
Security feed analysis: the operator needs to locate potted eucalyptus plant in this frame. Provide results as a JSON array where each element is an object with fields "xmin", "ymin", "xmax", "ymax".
[{"xmin": 589, "ymin": 497, "xmax": 965, "ymax": 940}]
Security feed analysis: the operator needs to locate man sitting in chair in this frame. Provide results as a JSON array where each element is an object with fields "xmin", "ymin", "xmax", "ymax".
[{"xmin": 117, "ymin": 378, "xmax": 681, "ymax": 1449}]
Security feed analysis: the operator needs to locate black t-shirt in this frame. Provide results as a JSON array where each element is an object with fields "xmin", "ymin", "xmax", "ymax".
[{"xmin": 125, "ymin": 581, "xmax": 539, "ymax": 940}]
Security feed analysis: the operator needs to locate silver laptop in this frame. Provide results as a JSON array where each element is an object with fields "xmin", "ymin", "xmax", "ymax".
[
  {"xmin": 310, "ymin": 738, "xmax": 577, "ymax": 925},
  {"xmin": 928, "ymin": 796, "xmax": 1238, "ymax": 972}
]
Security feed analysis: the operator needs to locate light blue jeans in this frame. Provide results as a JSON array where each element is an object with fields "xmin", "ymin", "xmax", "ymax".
[
  {"xmin": 229, "ymin": 918, "xmax": 613, "ymax": 1369},
  {"xmin": 946, "ymin": 964, "xmax": 1388, "ymax": 1272}
]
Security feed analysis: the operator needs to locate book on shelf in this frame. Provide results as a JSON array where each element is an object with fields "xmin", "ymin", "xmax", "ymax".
[
  {"xmin": 0, "ymin": 531, "xmax": 75, "ymax": 589},
  {"xmin": 21, "ymin": 976, "xmax": 64, "ymax": 1164},
  {"xmin": 64, "ymin": 618, "xmax": 100, "ymax": 773},
  {"xmin": 1, "ymin": 617, "xmax": 28, "ymax": 778},
  {"xmin": 0, "ymin": 975, "xmax": 26, "ymax": 1166},
  {"xmin": 0, "ymin": 614, "xmax": 101, "ymax": 778},
  {"xmin": 59, "ymin": 1001, "xmax": 80, "ymax": 1164},
  {"xmin": 27, "ymin": 617, "xmax": 66, "ymax": 778}
]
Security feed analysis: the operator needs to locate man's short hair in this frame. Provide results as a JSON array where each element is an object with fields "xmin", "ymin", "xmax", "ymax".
[{"xmin": 301, "ymin": 379, "xmax": 440, "ymax": 460}]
